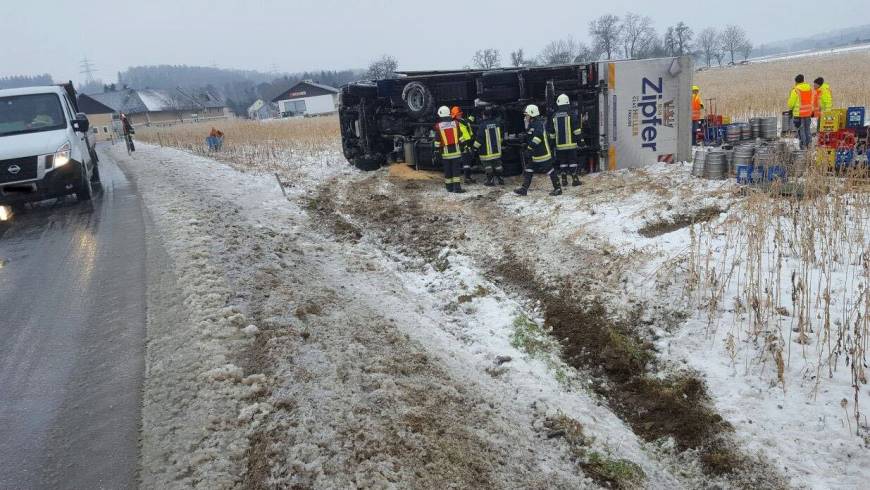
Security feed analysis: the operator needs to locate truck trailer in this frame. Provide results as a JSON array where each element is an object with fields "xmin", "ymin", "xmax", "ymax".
[{"xmin": 338, "ymin": 56, "xmax": 693, "ymax": 175}]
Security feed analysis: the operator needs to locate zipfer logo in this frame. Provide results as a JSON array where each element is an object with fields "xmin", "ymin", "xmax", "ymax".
[{"xmin": 7, "ymin": 165, "xmax": 21, "ymax": 174}]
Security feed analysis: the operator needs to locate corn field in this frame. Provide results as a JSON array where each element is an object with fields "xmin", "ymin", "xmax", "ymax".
[{"xmin": 695, "ymin": 50, "xmax": 870, "ymax": 118}]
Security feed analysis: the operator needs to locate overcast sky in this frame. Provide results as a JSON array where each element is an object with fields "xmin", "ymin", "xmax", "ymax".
[{"xmin": 1, "ymin": 0, "xmax": 865, "ymax": 82}]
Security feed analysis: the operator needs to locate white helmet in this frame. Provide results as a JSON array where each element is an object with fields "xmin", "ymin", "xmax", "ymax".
[
  {"xmin": 524, "ymin": 104, "xmax": 540, "ymax": 118},
  {"xmin": 556, "ymin": 94, "xmax": 570, "ymax": 106},
  {"xmin": 437, "ymin": 106, "xmax": 450, "ymax": 118}
]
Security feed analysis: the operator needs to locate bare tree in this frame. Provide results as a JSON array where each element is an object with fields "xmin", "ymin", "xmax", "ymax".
[
  {"xmin": 538, "ymin": 38, "xmax": 581, "ymax": 65},
  {"xmin": 366, "ymin": 55, "xmax": 398, "ymax": 79},
  {"xmin": 720, "ymin": 25, "xmax": 748, "ymax": 64},
  {"xmin": 589, "ymin": 14, "xmax": 623, "ymax": 60},
  {"xmin": 739, "ymin": 40, "xmax": 753, "ymax": 61},
  {"xmin": 673, "ymin": 22, "xmax": 694, "ymax": 56},
  {"xmin": 574, "ymin": 42, "xmax": 595, "ymax": 63},
  {"xmin": 697, "ymin": 27, "xmax": 718, "ymax": 67},
  {"xmin": 621, "ymin": 12, "xmax": 657, "ymax": 59},
  {"xmin": 509, "ymin": 49, "xmax": 526, "ymax": 67},
  {"xmin": 472, "ymin": 48, "xmax": 502, "ymax": 69},
  {"xmin": 663, "ymin": 27, "xmax": 677, "ymax": 56},
  {"xmin": 713, "ymin": 35, "xmax": 726, "ymax": 66}
]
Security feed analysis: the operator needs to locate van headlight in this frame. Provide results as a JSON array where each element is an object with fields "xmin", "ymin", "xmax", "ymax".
[{"xmin": 54, "ymin": 142, "xmax": 71, "ymax": 167}]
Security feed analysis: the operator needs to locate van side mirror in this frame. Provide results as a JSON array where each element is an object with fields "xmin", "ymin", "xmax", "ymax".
[{"xmin": 72, "ymin": 113, "xmax": 90, "ymax": 133}]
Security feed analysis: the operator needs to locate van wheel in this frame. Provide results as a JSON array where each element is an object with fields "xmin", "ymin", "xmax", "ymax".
[
  {"xmin": 401, "ymin": 82, "xmax": 434, "ymax": 119},
  {"xmin": 352, "ymin": 154, "xmax": 384, "ymax": 171},
  {"xmin": 77, "ymin": 165, "xmax": 93, "ymax": 201}
]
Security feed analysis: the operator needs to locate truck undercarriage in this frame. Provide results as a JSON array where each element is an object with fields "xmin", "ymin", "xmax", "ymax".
[{"xmin": 338, "ymin": 64, "xmax": 604, "ymax": 176}]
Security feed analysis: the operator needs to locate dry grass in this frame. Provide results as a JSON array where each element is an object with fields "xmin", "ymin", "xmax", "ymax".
[
  {"xmin": 136, "ymin": 116, "xmax": 342, "ymax": 170},
  {"xmin": 695, "ymin": 50, "xmax": 870, "ymax": 118}
]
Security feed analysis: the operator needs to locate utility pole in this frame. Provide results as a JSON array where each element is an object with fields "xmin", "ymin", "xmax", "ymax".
[{"xmin": 79, "ymin": 57, "xmax": 98, "ymax": 84}]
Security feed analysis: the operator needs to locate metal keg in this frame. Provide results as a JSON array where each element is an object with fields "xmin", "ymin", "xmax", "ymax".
[
  {"xmin": 734, "ymin": 144, "xmax": 755, "ymax": 165},
  {"xmin": 740, "ymin": 123, "xmax": 752, "ymax": 141},
  {"xmin": 761, "ymin": 117, "xmax": 778, "ymax": 140},
  {"xmin": 691, "ymin": 148, "xmax": 707, "ymax": 177},
  {"xmin": 750, "ymin": 118, "xmax": 762, "ymax": 139},
  {"xmin": 704, "ymin": 151, "xmax": 727, "ymax": 179},
  {"xmin": 725, "ymin": 124, "xmax": 741, "ymax": 144}
]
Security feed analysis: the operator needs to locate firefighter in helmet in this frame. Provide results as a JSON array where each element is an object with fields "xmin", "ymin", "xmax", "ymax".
[
  {"xmin": 472, "ymin": 106, "xmax": 505, "ymax": 186},
  {"xmin": 433, "ymin": 105, "xmax": 466, "ymax": 193},
  {"xmin": 551, "ymin": 93, "xmax": 583, "ymax": 187},
  {"xmin": 515, "ymin": 104, "xmax": 561, "ymax": 196},
  {"xmin": 451, "ymin": 106, "xmax": 476, "ymax": 184}
]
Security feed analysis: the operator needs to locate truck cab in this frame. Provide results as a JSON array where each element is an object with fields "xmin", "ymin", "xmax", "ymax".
[{"xmin": 0, "ymin": 84, "xmax": 100, "ymax": 208}]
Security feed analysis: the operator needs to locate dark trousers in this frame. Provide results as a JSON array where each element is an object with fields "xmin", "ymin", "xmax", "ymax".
[
  {"xmin": 481, "ymin": 157, "xmax": 503, "ymax": 175},
  {"xmin": 796, "ymin": 117, "xmax": 812, "ymax": 149},
  {"xmin": 443, "ymin": 157, "xmax": 462, "ymax": 190},
  {"xmin": 692, "ymin": 120, "xmax": 701, "ymax": 145},
  {"xmin": 556, "ymin": 149, "xmax": 579, "ymax": 175},
  {"xmin": 521, "ymin": 158, "xmax": 559, "ymax": 189}
]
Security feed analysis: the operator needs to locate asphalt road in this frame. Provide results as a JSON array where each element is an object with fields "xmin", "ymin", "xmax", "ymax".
[{"xmin": 0, "ymin": 149, "xmax": 145, "ymax": 489}]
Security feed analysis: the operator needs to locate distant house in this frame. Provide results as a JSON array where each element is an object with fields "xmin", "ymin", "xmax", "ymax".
[
  {"xmin": 271, "ymin": 81, "xmax": 338, "ymax": 117},
  {"xmin": 247, "ymin": 99, "xmax": 278, "ymax": 120},
  {"xmin": 78, "ymin": 87, "xmax": 230, "ymax": 137}
]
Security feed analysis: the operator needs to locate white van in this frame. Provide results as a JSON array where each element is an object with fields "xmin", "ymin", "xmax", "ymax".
[{"xmin": 0, "ymin": 84, "xmax": 100, "ymax": 207}]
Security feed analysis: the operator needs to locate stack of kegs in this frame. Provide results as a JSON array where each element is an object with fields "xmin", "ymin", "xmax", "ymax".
[
  {"xmin": 725, "ymin": 125, "xmax": 741, "ymax": 144},
  {"xmin": 750, "ymin": 118, "xmax": 762, "ymax": 139},
  {"xmin": 761, "ymin": 117, "xmax": 778, "ymax": 140},
  {"xmin": 740, "ymin": 123, "xmax": 752, "ymax": 141},
  {"xmin": 790, "ymin": 148, "xmax": 808, "ymax": 176},
  {"xmin": 703, "ymin": 151, "xmax": 727, "ymax": 180},
  {"xmin": 734, "ymin": 144, "xmax": 755, "ymax": 183},
  {"xmin": 691, "ymin": 148, "xmax": 707, "ymax": 177}
]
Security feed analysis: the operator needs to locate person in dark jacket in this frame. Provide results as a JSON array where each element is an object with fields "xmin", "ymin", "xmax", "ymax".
[
  {"xmin": 472, "ymin": 107, "xmax": 505, "ymax": 186},
  {"xmin": 514, "ymin": 104, "xmax": 561, "ymax": 196},
  {"xmin": 433, "ymin": 105, "xmax": 466, "ymax": 193},
  {"xmin": 550, "ymin": 94, "xmax": 583, "ymax": 187}
]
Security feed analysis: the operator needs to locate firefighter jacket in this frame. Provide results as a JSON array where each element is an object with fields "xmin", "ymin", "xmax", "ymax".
[
  {"xmin": 788, "ymin": 82, "xmax": 814, "ymax": 118},
  {"xmin": 433, "ymin": 117, "xmax": 463, "ymax": 160},
  {"xmin": 525, "ymin": 117, "xmax": 553, "ymax": 163},
  {"xmin": 457, "ymin": 117, "xmax": 474, "ymax": 152},
  {"xmin": 691, "ymin": 94, "xmax": 704, "ymax": 121},
  {"xmin": 550, "ymin": 106, "xmax": 582, "ymax": 151},
  {"xmin": 813, "ymin": 83, "xmax": 833, "ymax": 116},
  {"xmin": 473, "ymin": 117, "xmax": 504, "ymax": 161}
]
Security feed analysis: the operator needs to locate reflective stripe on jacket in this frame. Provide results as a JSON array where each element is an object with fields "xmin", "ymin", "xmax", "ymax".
[
  {"xmin": 526, "ymin": 118, "xmax": 552, "ymax": 163},
  {"xmin": 788, "ymin": 83, "xmax": 814, "ymax": 117},
  {"xmin": 691, "ymin": 94, "xmax": 703, "ymax": 121},
  {"xmin": 457, "ymin": 118, "xmax": 474, "ymax": 152},
  {"xmin": 551, "ymin": 108, "xmax": 582, "ymax": 150},
  {"xmin": 473, "ymin": 120, "xmax": 503, "ymax": 161},
  {"xmin": 433, "ymin": 119, "xmax": 463, "ymax": 159}
]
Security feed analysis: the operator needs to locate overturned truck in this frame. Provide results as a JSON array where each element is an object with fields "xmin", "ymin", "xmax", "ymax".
[{"xmin": 339, "ymin": 56, "xmax": 693, "ymax": 175}]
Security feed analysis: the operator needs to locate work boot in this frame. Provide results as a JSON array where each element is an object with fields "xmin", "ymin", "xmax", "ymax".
[
  {"xmin": 514, "ymin": 172, "xmax": 532, "ymax": 196},
  {"xmin": 571, "ymin": 174, "xmax": 581, "ymax": 186},
  {"xmin": 464, "ymin": 168, "xmax": 476, "ymax": 184},
  {"xmin": 446, "ymin": 183, "xmax": 454, "ymax": 193},
  {"xmin": 513, "ymin": 186, "xmax": 528, "ymax": 196},
  {"xmin": 496, "ymin": 175, "xmax": 505, "ymax": 185},
  {"xmin": 549, "ymin": 172, "xmax": 562, "ymax": 196},
  {"xmin": 561, "ymin": 173, "xmax": 568, "ymax": 187},
  {"xmin": 484, "ymin": 175, "xmax": 494, "ymax": 186},
  {"xmin": 453, "ymin": 183, "xmax": 467, "ymax": 194}
]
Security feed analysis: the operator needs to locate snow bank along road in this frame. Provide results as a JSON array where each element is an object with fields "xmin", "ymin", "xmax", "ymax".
[{"xmin": 0, "ymin": 147, "xmax": 146, "ymax": 489}]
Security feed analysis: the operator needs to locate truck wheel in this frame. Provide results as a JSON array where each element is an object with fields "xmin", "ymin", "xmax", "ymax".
[
  {"xmin": 76, "ymin": 164, "xmax": 93, "ymax": 201},
  {"xmin": 352, "ymin": 154, "xmax": 384, "ymax": 171},
  {"xmin": 401, "ymin": 82, "xmax": 434, "ymax": 119}
]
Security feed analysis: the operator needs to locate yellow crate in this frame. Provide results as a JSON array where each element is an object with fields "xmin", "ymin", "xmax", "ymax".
[
  {"xmin": 722, "ymin": 116, "xmax": 732, "ymax": 125},
  {"xmin": 820, "ymin": 111, "xmax": 842, "ymax": 132},
  {"xmin": 815, "ymin": 148, "xmax": 836, "ymax": 170}
]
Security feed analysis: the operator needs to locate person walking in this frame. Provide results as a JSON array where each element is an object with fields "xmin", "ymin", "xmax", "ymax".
[
  {"xmin": 551, "ymin": 93, "xmax": 583, "ymax": 187},
  {"xmin": 812, "ymin": 77, "xmax": 833, "ymax": 128},
  {"xmin": 120, "ymin": 112, "xmax": 135, "ymax": 152},
  {"xmin": 451, "ymin": 106, "xmax": 476, "ymax": 184},
  {"xmin": 691, "ymin": 85, "xmax": 704, "ymax": 145},
  {"xmin": 514, "ymin": 104, "xmax": 561, "ymax": 196},
  {"xmin": 433, "ymin": 106, "xmax": 466, "ymax": 193},
  {"xmin": 472, "ymin": 107, "xmax": 505, "ymax": 186},
  {"xmin": 788, "ymin": 75, "xmax": 814, "ymax": 149}
]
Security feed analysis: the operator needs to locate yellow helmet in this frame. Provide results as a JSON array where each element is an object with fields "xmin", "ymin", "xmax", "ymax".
[{"xmin": 692, "ymin": 85, "xmax": 700, "ymax": 92}]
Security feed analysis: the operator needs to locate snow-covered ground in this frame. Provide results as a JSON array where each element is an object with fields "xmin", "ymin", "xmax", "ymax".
[
  {"xmin": 114, "ymin": 140, "xmax": 868, "ymax": 489},
  {"xmin": 750, "ymin": 43, "xmax": 870, "ymax": 64}
]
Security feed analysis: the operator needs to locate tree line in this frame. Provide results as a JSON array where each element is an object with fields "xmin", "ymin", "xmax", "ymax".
[
  {"xmin": 0, "ymin": 74, "xmax": 54, "ymax": 90},
  {"xmin": 367, "ymin": 13, "xmax": 754, "ymax": 78}
]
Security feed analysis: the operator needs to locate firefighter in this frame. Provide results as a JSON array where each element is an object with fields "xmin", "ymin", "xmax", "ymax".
[
  {"xmin": 812, "ymin": 77, "xmax": 833, "ymax": 126},
  {"xmin": 433, "ymin": 105, "xmax": 466, "ymax": 193},
  {"xmin": 788, "ymin": 75, "xmax": 814, "ymax": 149},
  {"xmin": 514, "ymin": 104, "xmax": 561, "ymax": 196},
  {"xmin": 551, "ymin": 94, "xmax": 583, "ymax": 187},
  {"xmin": 691, "ymin": 85, "xmax": 704, "ymax": 146},
  {"xmin": 472, "ymin": 106, "xmax": 505, "ymax": 186},
  {"xmin": 451, "ymin": 106, "xmax": 476, "ymax": 184}
]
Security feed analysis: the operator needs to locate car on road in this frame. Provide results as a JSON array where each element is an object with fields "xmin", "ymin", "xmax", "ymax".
[{"xmin": 0, "ymin": 83, "xmax": 100, "ymax": 209}]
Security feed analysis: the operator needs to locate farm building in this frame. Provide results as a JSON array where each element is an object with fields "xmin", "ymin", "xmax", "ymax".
[
  {"xmin": 78, "ymin": 87, "xmax": 230, "ymax": 136},
  {"xmin": 247, "ymin": 99, "xmax": 278, "ymax": 120},
  {"xmin": 271, "ymin": 81, "xmax": 338, "ymax": 117}
]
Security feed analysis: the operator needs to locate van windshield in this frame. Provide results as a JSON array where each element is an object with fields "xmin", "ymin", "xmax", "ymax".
[{"xmin": 0, "ymin": 93, "xmax": 67, "ymax": 137}]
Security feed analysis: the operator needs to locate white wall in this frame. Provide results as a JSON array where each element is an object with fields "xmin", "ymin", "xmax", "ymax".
[{"xmin": 278, "ymin": 94, "xmax": 336, "ymax": 116}]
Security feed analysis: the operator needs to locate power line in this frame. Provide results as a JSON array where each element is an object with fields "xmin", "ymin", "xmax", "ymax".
[{"xmin": 79, "ymin": 57, "xmax": 98, "ymax": 83}]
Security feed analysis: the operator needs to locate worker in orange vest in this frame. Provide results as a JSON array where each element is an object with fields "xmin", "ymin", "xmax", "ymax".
[
  {"xmin": 691, "ymin": 85, "xmax": 704, "ymax": 146},
  {"xmin": 788, "ymin": 74, "xmax": 814, "ymax": 149},
  {"xmin": 812, "ymin": 77, "xmax": 833, "ymax": 129}
]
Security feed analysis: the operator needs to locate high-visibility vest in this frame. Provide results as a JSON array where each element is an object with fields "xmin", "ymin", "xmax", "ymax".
[
  {"xmin": 813, "ymin": 83, "xmax": 833, "ymax": 115},
  {"xmin": 434, "ymin": 120, "xmax": 462, "ymax": 159},
  {"xmin": 692, "ymin": 94, "xmax": 703, "ymax": 121},
  {"xmin": 551, "ymin": 109, "xmax": 581, "ymax": 150},
  {"xmin": 789, "ymin": 83, "xmax": 814, "ymax": 118}
]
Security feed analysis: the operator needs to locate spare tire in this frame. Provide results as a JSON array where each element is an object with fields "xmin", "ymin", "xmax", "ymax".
[
  {"xmin": 352, "ymin": 154, "xmax": 385, "ymax": 171},
  {"xmin": 401, "ymin": 82, "xmax": 434, "ymax": 119}
]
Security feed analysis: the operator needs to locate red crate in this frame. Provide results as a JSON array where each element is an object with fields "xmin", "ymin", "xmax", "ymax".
[{"xmin": 818, "ymin": 129, "xmax": 857, "ymax": 149}]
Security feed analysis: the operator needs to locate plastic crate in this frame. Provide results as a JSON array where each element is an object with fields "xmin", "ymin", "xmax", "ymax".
[
  {"xmin": 847, "ymin": 107, "xmax": 865, "ymax": 128},
  {"xmin": 735, "ymin": 163, "xmax": 753, "ymax": 184},
  {"xmin": 817, "ymin": 129, "xmax": 857, "ymax": 149},
  {"xmin": 820, "ymin": 110, "xmax": 843, "ymax": 132},
  {"xmin": 836, "ymin": 149, "xmax": 854, "ymax": 168},
  {"xmin": 722, "ymin": 116, "xmax": 732, "ymax": 125},
  {"xmin": 767, "ymin": 165, "xmax": 787, "ymax": 182},
  {"xmin": 815, "ymin": 148, "xmax": 836, "ymax": 170}
]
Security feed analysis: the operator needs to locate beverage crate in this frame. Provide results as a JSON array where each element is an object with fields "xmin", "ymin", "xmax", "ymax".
[
  {"xmin": 846, "ymin": 107, "xmax": 865, "ymax": 128},
  {"xmin": 820, "ymin": 110, "xmax": 843, "ymax": 132},
  {"xmin": 817, "ymin": 129, "xmax": 857, "ymax": 149},
  {"xmin": 815, "ymin": 148, "xmax": 836, "ymax": 170}
]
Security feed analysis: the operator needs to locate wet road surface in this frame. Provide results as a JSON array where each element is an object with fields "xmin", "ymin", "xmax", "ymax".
[{"xmin": 0, "ymin": 148, "xmax": 145, "ymax": 489}]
